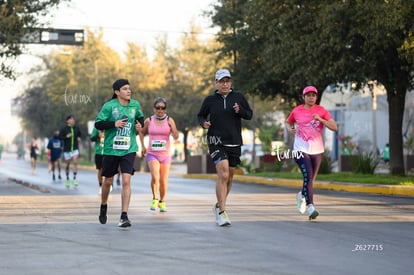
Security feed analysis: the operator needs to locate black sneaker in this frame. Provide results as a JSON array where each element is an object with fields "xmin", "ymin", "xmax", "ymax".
[
  {"xmin": 52, "ymin": 174, "xmax": 56, "ymax": 181},
  {"xmin": 99, "ymin": 205, "xmax": 107, "ymax": 224},
  {"xmin": 58, "ymin": 175, "xmax": 62, "ymax": 180},
  {"xmin": 118, "ymin": 217, "xmax": 131, "ymax": 228}
]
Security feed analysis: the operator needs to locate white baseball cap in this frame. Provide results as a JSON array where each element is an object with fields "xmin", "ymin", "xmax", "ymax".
[{"xmin": 215, "ymin": 69, "xmax": 231, "ymax": 81}]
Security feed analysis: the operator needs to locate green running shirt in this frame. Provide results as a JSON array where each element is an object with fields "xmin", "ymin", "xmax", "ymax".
[{"xmin": 95, "ymin": 98, "xmax": 144, "ymax": 156}]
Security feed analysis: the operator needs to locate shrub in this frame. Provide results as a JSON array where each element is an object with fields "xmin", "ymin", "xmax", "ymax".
[{"xmin": 354, "ymin": 152, "xmax": 379, "ymax": 174}]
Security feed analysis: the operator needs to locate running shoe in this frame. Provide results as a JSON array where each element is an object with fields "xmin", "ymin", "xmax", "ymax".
[
  {"xmin": 118, "ymin": 217, "xmax": 131, "ymax": 228},
  {"xmin": 65, "ymin": 179, "xmax": 70, "ymax": 188},
  {"xmin": 307, "ymin": 204, "xmax": 319, "ymax": 220},
  {"xmin": 72, "ymin": 179, "xmax": 78, "ymax": 188},
  {"xmin": 150, "ymin": 199, "xmax": 159, "ymax": 211},
  {"xmin": 99, "ymin": 204, "xmax": 107, "ymax": 224},
  {"xmin": 296, "ymin": 192, "xmax": 306, "ymax": 214},
  {"xmin": 52, "ymin": 174, "xmax": 56, "ymax": 181},
  {"xmin": 212, "ymin": 203, "xmax": 220, "ymax": 224},
  {"xmin": 217, "ymin": 211, "xmax": 231, "ymax": 226},
  {"xmin": 58, "ymin": 175, "xmax": 62, "ymax": 180},
  {"xmin": 159, "ymin": 201, "xmax": 167, "ymax": 212}
]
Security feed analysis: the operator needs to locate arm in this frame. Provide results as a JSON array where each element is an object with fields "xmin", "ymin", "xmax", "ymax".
[
  {"xmin": 168, "ymin": 117, "xmax": 179, "ymax": 140},
  {"xmin": 237, "ymin": 94, "xmax": 253, "ymax": 120},
  {"xmin": 285, "ymin": 120, "xmax": 296, "ymax": 136},
  {"xmin": 90, "ymin": 128, "xmax": 99, "ymax": 142},
  {"xmin": 313, "ymin": 114, "xmax": 338, "ymax": 132},
  {"xmin": 197, "ymin": 97, "xmax": 211, "ymax": 129},
  {"xmin": 95, "ymin": 103, "xmax": 121, "ymax": 130},
  {"xmin": 139, "ymin": 118, "xmax": 150, "ymax": 156}
]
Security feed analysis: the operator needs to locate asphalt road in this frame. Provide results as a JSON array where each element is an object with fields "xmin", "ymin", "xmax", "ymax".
[{"xmin": 0, "ymin": 153, "xmax": 413, "ymax": 275}]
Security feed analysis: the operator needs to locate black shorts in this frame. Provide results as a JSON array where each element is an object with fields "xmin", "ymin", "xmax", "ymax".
[
  {"xmin": 95, "ymin": 154, "xmax": 103, "ymax": 169},
  {"xmin": 208, "ymin": 144, "xmax": 241, "ymax": 168},
  {"xmin": 101, "ymin": 152, "xmax": 136, "ymax": 177}
]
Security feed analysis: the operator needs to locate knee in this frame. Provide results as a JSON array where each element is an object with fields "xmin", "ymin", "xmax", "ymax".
[{"xmin": 218, "ymin": 171, "xmax": 230, "ymax": 183}]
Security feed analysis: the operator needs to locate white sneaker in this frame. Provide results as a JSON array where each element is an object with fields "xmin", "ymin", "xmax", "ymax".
[
  {"xmin": 296, "ymin": 192, "xmax": 306, "ymax": 214},
  {"xmin": 217, "ymin": 211, "xmax": 231, "ymax": 226},
  {"xmin": 307, "ymin": 204, "xmax": 319, "ymax": 220},
  {"xmin": 212, "ymin": 203, "xmax": 220, "ymax": 224}
]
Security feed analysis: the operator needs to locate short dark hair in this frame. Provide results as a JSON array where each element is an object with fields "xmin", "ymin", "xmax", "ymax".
[{"xmin": 153, "ymin": 97, "xmax": 167, "ymax": 108}]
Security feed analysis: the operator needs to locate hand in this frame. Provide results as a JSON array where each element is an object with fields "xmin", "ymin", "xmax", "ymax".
[
  {"xmin": 203, "ymin": 121, "xmax": 211, "ymax": 129},
  {"xmin": 233, "ymin": 102, "xmax": 240, "ymax": 113},
  {"xmin": 116, "ymin": 118, "xmax": 128, "ymax": 128},
  {"xmin": 313, "ymin": 114, "xmax": 322, "ymax": 121},
  {"xmin": 135, "ymin": 121, "xmax": 142, "ymax": 132}
]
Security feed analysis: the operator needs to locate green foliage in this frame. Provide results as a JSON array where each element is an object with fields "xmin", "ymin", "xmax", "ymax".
[
  {"xmin": 354, "ymin": 152, "xmax": 379, "ymax": 175},
  {"xmin": 211, "ymin": 0, "xmax": 414, "ymax": 175},
  {"xmin": 258, "ymin": 124, "xmax": 278, "ymax": 153}
]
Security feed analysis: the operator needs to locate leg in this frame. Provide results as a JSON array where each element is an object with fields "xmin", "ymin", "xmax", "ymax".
[
  {"xmin": 159, "ymin": 163, "xmax": 170, "ymax": 202},
  {"xmin": 101, "ymin": 176, "xmax": 114, "ymax": 205},
  {"xmin": 310, "ymin": 154, "xmax": 323, "ymax": 185},
  {"xmin": 57, "ymin": 159, "xmax": 61, "ymax": 173},
  {"xmin": 31, "ymin": 157, "xmax": 35, "ymax": 174},
  {"xmin": 148, "ymin": 160, "xmax": 160, "ymax": 200},
  {"xmin": 51, "ymin": 161, "xmax": 55, "ymax": 174},
  {"xmin": 215, "ymin": 159, "xmax": 230, "ymax": 212},
  {"xmin": 72, "ymin": 154, "xmax": 78, "ymax": 178},
  {"xmin": 65, "ymin": 159, "xmax": 71, "ymax": 178},
  {"xmin": 97, "ymin": 168, "xmax": 103, "ymax": 186},
  {"xmin": 51, "ymin": 160, "xmax": 56, "ymax": 180},
  {"xmin": 294, "ymin": 153, "xmax": 314, "ymax": 205},
  {"xmin": 120, "ymin": 173, "xmax": 132, "ymax": 213}
]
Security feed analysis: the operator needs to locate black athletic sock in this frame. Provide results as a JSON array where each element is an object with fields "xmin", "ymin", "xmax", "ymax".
[{"xmin": 121, "ymin": 211, "xmax": 128, "ymax": 219}]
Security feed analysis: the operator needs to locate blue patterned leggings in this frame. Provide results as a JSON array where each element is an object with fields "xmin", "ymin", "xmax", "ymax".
[{"xmin": 294, "ymin": 152, "xmax": 323, "ymax": 205}]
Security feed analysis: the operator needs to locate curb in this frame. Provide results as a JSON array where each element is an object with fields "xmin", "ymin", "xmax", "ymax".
[{"xmin": 183, "ymin": 174, "xmax": 414, "ymax": 197}]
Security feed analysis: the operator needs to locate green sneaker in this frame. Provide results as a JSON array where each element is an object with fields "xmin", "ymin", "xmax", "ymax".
[
  {"xmin": 65, "ymin": 179, "xmax": 70, "ymax": 188},
  {"xmin": 150, "ymin": 199, "xmax": 159, "ymax": 211},
  {"xmin": 72, "ymin": 179, "xmax": 78, "ymax": 188},
  {"xmin": 159, "ymin": 201, "xmax": 167, "ymax": 212}
]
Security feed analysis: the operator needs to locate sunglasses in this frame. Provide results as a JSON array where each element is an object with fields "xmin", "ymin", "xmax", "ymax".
[{"xmin": 155, "ymin": 106, "xmax": 166, "ymax": 110}]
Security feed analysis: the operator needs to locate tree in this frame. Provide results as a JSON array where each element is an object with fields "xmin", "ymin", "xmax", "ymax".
[
  {"xmin": 14, "ymin": 29, "xmax": 123, "ymax": 139},
  {"xmin": 153, "ymin": 23, "xmax": 229, "ymax": 160},
  {"xmin": 210, "ymin": 0, "xmax": 414, "ymax": 175},
  {"xmin": 0, "ymin": 0, "xmax": 69, "ymax": 79}
]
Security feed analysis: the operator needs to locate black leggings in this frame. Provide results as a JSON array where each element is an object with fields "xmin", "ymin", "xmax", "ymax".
[{"xmin": 294, "ymin": 152, "xmax": 323, "ymax": 205}]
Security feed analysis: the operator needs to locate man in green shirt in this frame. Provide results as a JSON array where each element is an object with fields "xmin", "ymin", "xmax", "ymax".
[{"xmin": 95, "ymin": 79, "xmax": 144, "ymax": 228}]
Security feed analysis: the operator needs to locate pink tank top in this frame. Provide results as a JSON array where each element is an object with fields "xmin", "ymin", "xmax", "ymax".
[{"xmin": 147, "ymin": 115, "xmax": 171, "ymax": 156}]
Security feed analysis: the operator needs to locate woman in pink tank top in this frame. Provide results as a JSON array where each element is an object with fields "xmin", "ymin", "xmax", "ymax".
[{"xmin": 140, "ymin": 98, "xmax": 179, "ymax": 212}]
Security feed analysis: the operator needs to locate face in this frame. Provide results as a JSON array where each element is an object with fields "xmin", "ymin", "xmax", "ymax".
[
  {"xmin": 304, "ymin": 92, "xmax": 317, "ymax": 105},
  {"xmin": 154, "ymin": 103, "xmax": 167, "ymax": 114},
  {"xmin": 67, "ymin": 117, "xmax": 75, "ymax": 126},
  {"xmin": 116, "ymin": 85, "xmax": 131, "ymax": 101},
  {"xmin": 215, "ymin": 77, "xmax": 232, "ymax": 93}
]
